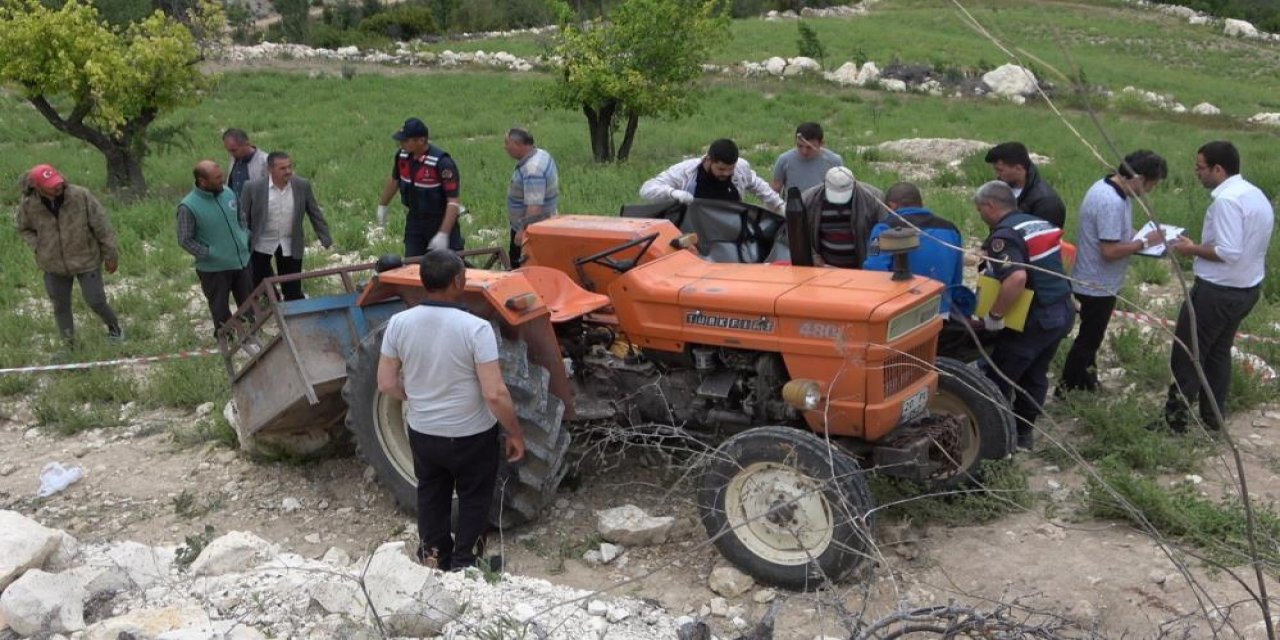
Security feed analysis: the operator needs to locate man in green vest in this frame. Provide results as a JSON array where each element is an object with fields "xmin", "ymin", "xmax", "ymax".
[{"xmin": 177, "ymin": 160, "xmax": 253, "ymax": 334}]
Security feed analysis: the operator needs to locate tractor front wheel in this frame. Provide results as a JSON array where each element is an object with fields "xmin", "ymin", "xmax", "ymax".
[
  {"xmin": 923, "ymin": 357, "xmax": 1016, "ymax": 488},
  {"xmin": 697, "ymin": 426, "xmax": 876, "ymax": 591}
]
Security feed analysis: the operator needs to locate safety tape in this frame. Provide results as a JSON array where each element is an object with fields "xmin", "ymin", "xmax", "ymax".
[
  {"xmin": 1111, "ymin": 309, "xmax": 1280, "ymax": 346},
  {"xmin": 0, "ymin": 348, "xmax": 219, "ymax": 375}
]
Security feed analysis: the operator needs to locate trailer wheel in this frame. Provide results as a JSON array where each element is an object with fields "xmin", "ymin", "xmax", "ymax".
[
  {"xmin": 698, "ymin": 426, "xmax": 875, "ymax": 591},
  {"xmin": 925, "ymin": 357, "xmax": 1016, "ymax": 488},
  {"xmin": 342, "ymin": 325, "xmax": 570, "ymax": 528}
]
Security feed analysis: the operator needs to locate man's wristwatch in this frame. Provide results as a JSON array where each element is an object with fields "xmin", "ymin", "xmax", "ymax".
[{"xmin": 1140, "ymin": 236, "xmax": 1151, "ymax": 250}]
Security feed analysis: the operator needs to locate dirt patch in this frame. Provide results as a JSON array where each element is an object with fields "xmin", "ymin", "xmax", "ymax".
[{"xmin": 3, "ymin": 397, "xmax": 1279, "ymax": 638}]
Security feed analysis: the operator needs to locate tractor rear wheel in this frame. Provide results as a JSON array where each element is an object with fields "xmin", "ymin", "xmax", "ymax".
[
  {"xmin": 698, "ymin": 426, "xmax": 876, "ymax": 591},
  {"xmin": 924, "ymin": 357, "xmax": 1016, "ymax": 488},
  {"xmin": 342, "ymin": 324, "xmax": 570, "ymax": 527}
]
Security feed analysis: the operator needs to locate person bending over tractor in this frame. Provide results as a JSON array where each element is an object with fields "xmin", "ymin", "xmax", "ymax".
[
  {"xmin": 377, "ymin": 250, "xmax": 526, "ymax": 572},
  {"xmin": 17, "ymin": 164, "xmax": 124, "ymax": 344},
  {"xmin": 974, "ymin": 181, "xmax": 1074, "ymax": 451},
  {"xmin": 640, "ymin": 138, "xmax": 784, "ymax": 214},
  {"xmin": 794, "ymin": 166, "xmax": 885, "ymax": 268}
]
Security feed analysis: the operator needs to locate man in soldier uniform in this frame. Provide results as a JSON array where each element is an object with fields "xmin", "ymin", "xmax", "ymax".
[
  {"xmin": 973, "ymin": 181, "xmax": 1075, "ymax": 450},
  {"xmin": 376, "ymin": 118, "xmax": 464, "ymax": 257}
]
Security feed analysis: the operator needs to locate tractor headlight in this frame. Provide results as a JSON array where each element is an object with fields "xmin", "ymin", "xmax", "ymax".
[
  {"xmin": 887, "ymin": 295, "xmax": 941, "ymax": 342},
  {"xmin": 782, "ymin": 379, "xmax": 823, "ymax": 411}
]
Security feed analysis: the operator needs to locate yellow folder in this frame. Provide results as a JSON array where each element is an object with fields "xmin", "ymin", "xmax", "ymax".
[{"xmin": 976, "ymin": 275, "xmax": 1034, "ymax": 332}]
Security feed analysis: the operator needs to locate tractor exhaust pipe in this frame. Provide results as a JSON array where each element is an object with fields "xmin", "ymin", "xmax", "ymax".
[{"xmin": 784, "ymin": 187, "xmax": 814, "ymax": 267}]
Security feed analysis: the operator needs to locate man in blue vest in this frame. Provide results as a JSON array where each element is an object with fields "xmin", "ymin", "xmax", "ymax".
[
  {"xmin": 177, "ymin": 160, "xmax": 253, "ymax": 334},
  {"xmin": 865, "ymin": 182, "xmax": 965, "ymax": 314},
  {"xmin": 974, "ymin": 181, "xmax": 1075, "ymax": 450}
]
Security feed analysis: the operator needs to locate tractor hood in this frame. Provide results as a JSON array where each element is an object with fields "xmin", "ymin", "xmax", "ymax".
[{"xmin": 608, "ymin": 250, "xmax": 944, "ymax": 354}]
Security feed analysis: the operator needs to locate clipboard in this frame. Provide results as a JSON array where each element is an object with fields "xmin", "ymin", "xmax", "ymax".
[
  {"xmin": 976, "ymin": 275, "xmax": 1034, "ymax": 331},
  {"xmin": 1132, "ymin": 221, "xmax": 1184, "ymax": 258}
]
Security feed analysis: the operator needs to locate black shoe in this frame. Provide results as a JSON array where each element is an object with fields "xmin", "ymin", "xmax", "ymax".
[
  {"xmin": 1144, "ymin": 416, "xmax": 1187, "ymax": 434},
  {"xmin": 107, "ymin": 325, "xmax": 125, "ymax": 343}
]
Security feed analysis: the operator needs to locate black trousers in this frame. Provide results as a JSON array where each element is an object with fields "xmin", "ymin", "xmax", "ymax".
[
  {"xmin": 44, "ymin": 269, "xmax": 120, "ymax": 339},
  {"xmin": 508, "ymin": 228, "xmax": 523, "ymax": 267},
  {"xmin": 196, "ymin": 267, "xmax": 252, "ymax": 333},
  {"xmin": 982, "ymin": 297, "xmax": 1076, "ymax": 440},
  {"xmin": 1060, "ymin": 293, "xmax": 1118, "ymax": 392},
  {"xmin": 1165, "ymin": 279, "xmax": 1261, "ymax": 429},
  {"xmin": 251, "ymin": 248, "xmax": 305, "ymax": 301},
  {"xmin": 409, "ymin": 425, "xmax": 498, "ymax": 571},
  {"xmin": 404, "ymin": 215, "xmax": 464, "ymax": 257}
]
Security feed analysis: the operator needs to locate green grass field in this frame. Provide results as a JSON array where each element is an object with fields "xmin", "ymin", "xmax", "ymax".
[{"xmin": 0, "ymin": 0, "xmax": 1277, "ymax": 431}]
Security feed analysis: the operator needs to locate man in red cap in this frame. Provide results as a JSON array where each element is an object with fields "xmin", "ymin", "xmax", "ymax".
[{"xmin": 17, "ymin": 164, "xmax": 124, "ymax": 344}]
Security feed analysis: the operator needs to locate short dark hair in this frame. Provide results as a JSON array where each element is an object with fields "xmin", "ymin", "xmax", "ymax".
[
  {"xmin": 419, "ymin": 250, "xmax": 465, "ymax": 292},
  {"xmin": 266, "ymin": 151, "xmax": 291, "ymax": 168},
  {"xmin": 707, "ymin": 138, "xmax": 739, "ymax": 165},
  {"xmin": 795, "ymin": 122, "xmax": 823, "ymax": 142},
  {"xmin": 1197, "ymin": 140, "xmax": 1240, "ymax": 176},
  {"xmin": 984, "ymin": 142, "xmax": 1032, "ymax": 170},
  {"xmin": 885, "ymin": 182, "xmax": 923, "ymax": 207},
  {"xmin": 222, "ymin": 128, "xmax": 250, "ymax": 144},
  {"xmin": 1116, "ymin": 150, "xmax": 1167, "ymax": 180},
  {"xmin": 507, "ymin": 128, "xmax": 534, "ymax": 146}
]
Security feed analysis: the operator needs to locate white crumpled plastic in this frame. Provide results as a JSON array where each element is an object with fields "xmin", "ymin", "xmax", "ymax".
[{"xmin": 36, "ymin": 461, "xmax": 84, "ymax": 497}]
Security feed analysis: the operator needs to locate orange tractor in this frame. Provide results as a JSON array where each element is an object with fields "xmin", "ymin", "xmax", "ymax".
[{"xmin": 221, "ymin": 202, "xmax": 1014, "ymax": 590}]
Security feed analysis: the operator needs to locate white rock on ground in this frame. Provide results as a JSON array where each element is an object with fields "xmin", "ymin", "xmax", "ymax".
[
  {"xmin": 102, "ymin": 541, "xmax": 175, "ymax": 589},
  {"xmin": 0, "ymin": 510, "xmax": 61, "ymax": 590},
  {"xmin": 0, "ymin": 569, "xmax": 86, "ymax": 636},
  {"xmin": 1191, "ymin": 102, "xmax": 1221, "ymax": 115},
  {"xmin": 190, "ymin": 531, "xmax": 275, "ymax": 577},
  {"xmin": 1224, "ymin": 18, "xmax": 1258, "ymax": 38},
  {"xmin": 826, "ymin": 61, "xmax": 859, "ymax": 85},
  {"xmin": 45, "ymin": 530, "xmax": 81, "ymax": 572},
  {"xmin": 856, "ymin": 61, "xmax": 880, "ymax": 86},
  {"xmin": 362, "ymin": 541, "xmax": 460, "ymax": 636},
  {"xmin": 599, "ymin": 542, "xmax": 623, "ymax": 564},
  {"xmin": 763, "ymin": 56, "xmax": 787, "ymax": 76},
  {"xmin": 306, "ymin": 574, "xmax": 369, "ymax": 618},
  {"xmin": 784, "ymin": 56, "xmax": 821, "ymax": 76},
  {"xmin": 83, "ymin": 604, "xmax": 210, "ymax": 640},
  {"xmin": 1248, "ymin": 113, "xmax": 1280, "ymax": 126},
  {"xmin": 882, "ymin": 78, "xmax": 907, "ymax": 92},
  {"xmin": 596, "ymin": 504, "xmax": 675, "ymax": 546},
  {"xmin": 982, "ymin": 63, "xmax": 1039, "ymax": 96},
  {"xmin": 876, "ymin": 138, "xmax": 992, "ymax": 165},
  {"xmin": 708, "ymin": 566, "xmax": 755, "ymax": 598}
]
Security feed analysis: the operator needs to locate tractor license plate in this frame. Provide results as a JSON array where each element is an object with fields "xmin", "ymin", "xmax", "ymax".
[{"xmin": 900, "ymin": 388, "xmax": 929, "ymax": 424}]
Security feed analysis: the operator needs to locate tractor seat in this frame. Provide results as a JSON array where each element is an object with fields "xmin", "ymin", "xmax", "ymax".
[{"xmin": 518, "ymin": 266, "xmax": 612, "ymax": 323}]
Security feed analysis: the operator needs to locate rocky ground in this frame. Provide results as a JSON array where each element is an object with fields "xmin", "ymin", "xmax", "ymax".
[{"xmin": 3, "ymin": 381, "xmax": 1280, "ymax": 639}]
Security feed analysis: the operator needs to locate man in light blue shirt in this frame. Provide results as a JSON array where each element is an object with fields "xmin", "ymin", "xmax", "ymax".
[
  {"xmin": 505, "ymin": 128, "xmax": 559, "ymax": 265},
  {"xmin": 771, "ymin": 122, "xmax": 844, "ymax": 194},
  {"xmin": 1060, "ymin": 150, "xmax": 1167, "ymax": 394}
]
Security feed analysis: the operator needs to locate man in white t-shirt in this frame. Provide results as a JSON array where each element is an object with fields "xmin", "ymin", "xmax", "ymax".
[
  {"xmin": 1158, "ymin": 141, "xmax": 1275, "ymax": 432},
  {"xmin": 377, "ymin": 250, "xmax": 526, "ymax": 570}
]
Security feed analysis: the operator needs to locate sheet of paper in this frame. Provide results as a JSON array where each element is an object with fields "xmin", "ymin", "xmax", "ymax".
[{"xmin": 1132, "ymin": 221, "xmax": 1185, "ymax": 257}]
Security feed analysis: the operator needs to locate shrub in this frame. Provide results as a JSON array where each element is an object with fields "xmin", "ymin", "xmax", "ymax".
[{"xmin": 359, "ymin": 4, "xmax": 439, "ymax": 41}]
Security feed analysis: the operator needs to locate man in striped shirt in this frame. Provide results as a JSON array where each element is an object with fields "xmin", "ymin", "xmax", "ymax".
[{"xmin": 504, "ymin": 128, "xmax": 559, "ymax": 266}]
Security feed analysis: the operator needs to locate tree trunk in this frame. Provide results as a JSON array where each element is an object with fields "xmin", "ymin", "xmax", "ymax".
[
  {"xmin": 102, "ymin": 145, "xmax": 147, "ymax": 194},
  {"xmin": 617, "ymin": 112, "xmax": 640, "ymax": 163},
  {"xmin": 583, "ymin": 101, "xmax": 617, "ymax": 162}
]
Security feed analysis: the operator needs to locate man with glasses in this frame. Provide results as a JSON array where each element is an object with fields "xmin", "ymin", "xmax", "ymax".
[
  {"xmin": 771, "ymin": 122, "xmax": 845, "ymax": 194},
  {"xmin": 1154, "ymin": 141, "xmax": 1274, "ymax": 432}
]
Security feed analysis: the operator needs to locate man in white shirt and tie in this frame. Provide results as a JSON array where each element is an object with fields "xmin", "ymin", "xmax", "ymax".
[
  {"xmin": 1158, "ymin": 140, "xmax": 1275, "ymax": 432},
  {"xmin": 239, "ymin": 151, "xmax": 332, "ymax": 300}
]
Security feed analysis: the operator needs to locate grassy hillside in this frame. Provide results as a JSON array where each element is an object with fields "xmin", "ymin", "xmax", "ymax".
[{"xmin": 0, "ymin": 0, "xmax": 1277, "ymax": 422}]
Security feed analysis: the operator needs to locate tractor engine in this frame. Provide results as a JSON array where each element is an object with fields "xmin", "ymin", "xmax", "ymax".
[{"xmin": 565, "ymin": 324, "xmax": 799, "ymax": 431}]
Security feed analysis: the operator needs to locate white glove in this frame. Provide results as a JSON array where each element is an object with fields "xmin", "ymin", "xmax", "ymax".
[
  {"xmin": 427, "ymin": 232, "xmax": 450, "ymax": 252},
  {"xmin": 376, "ymin": 205, "xmax": 388, "ymax": 228},
  {"xmin": 671, "ymin": 190, "xmax": 694, "ymax": 204},
  {"xmin": 983, "ymin": 313, "xmax": 1005, "ymax": 331}
]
